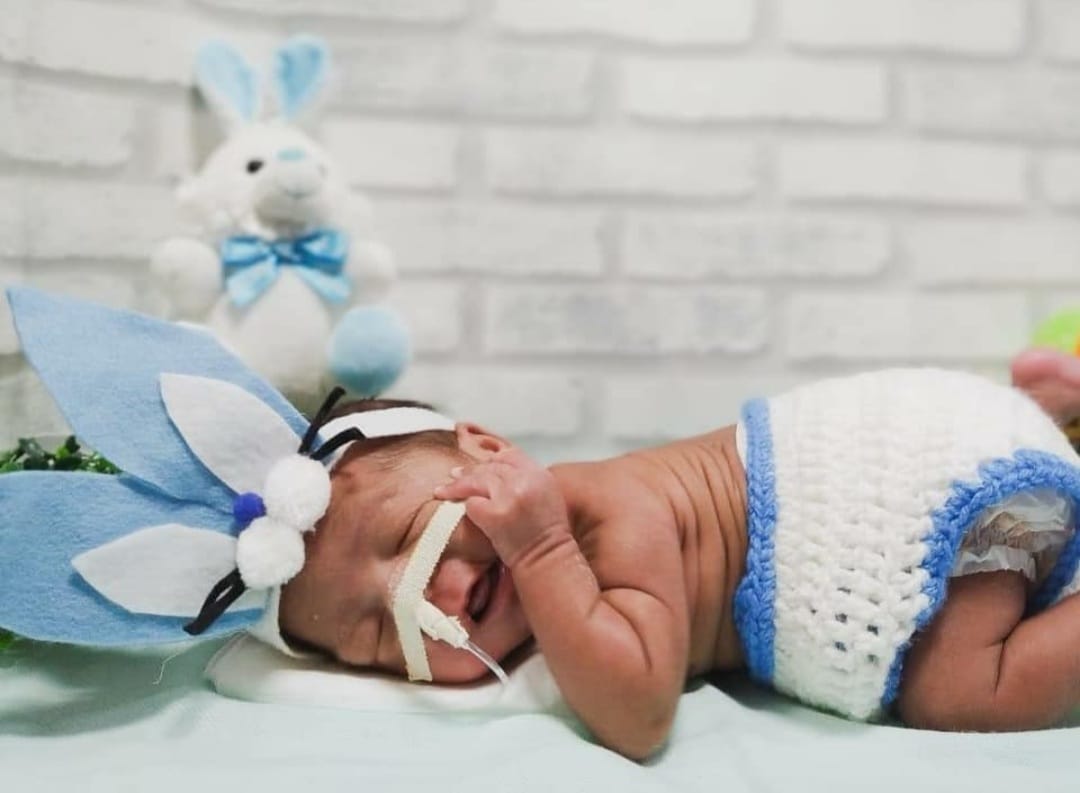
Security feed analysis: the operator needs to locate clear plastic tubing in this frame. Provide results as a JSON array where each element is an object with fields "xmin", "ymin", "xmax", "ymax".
[{"xmin": 465, "ymin": 639, "xmax": 509, "ymax": 686}]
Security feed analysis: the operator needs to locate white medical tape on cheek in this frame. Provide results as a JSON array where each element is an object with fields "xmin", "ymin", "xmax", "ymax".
[{"xmin": 391, "ymin": 500, "xmax": 467, "ymax": 682}]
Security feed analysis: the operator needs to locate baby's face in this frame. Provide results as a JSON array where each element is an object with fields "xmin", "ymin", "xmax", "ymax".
[{"xmin": 280, "ymin": 438, "xmax": 532, "ymax": 683}]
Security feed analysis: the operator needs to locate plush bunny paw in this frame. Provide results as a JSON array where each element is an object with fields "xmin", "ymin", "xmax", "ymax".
[{"xmin": 151, "ymin": 237, "xmax": 222, "ymax": 318}]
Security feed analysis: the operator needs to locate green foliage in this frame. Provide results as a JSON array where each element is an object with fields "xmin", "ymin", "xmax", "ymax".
[
  {"xmin": 0, "ymin": 436, "xmax": 120, "ymax": 475},
  {"xmin": 0, "ymin": 436, "xmax": 121, "ymax": 650}
]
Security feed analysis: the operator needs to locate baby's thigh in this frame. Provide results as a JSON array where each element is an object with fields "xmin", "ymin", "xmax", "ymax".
[{"xmin": 897, "ymin": 571, "xmax": 1026, "ymax": 729}]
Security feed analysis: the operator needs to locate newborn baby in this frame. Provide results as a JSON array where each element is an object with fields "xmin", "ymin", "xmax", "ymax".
[{"xmin": 279, "ymin": 367, "xmax": 1080, "ymax": 760}]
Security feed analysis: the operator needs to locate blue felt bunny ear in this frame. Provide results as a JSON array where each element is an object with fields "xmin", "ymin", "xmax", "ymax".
[
  {"xmin": 6, "ymin": 287, "xmax": 309, "ymax": 515},
  {"xmin": 0, "ymin": 472, "xmax": 263, "ymax": 645},
  {"xmin": 196, "ymin": 39, "xmax": 262, "ymax": 126},
  {"xmin": 274, "ymin": 34, "xmax": 329, "ymax": 120}
]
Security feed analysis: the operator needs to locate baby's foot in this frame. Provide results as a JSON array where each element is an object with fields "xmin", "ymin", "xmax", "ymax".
[{"xmin": 1011, "ymin": 348, "xmax": 1080, "ymax": 426}]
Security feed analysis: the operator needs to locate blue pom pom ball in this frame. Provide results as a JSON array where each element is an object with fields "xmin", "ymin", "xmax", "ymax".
[
  {"xmin": 233, "ymin": 492, "xmax": 266, "ymax": 525},
  {"xmin": 328, "ymin": 305, "xmax": 411, "ymax": 397}
]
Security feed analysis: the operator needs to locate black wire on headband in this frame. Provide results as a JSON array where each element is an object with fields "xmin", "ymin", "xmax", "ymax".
[
  {"xmin": 298, "ymin": 385, "xmax": 348, "ymax": 454},
  {"xmin": 302, "ymin": 384, "xmax": 377, "ymax": 462},
  {"xmin": 183, "ymin": 569, "xmax": 247, "ymax": 636},
  {"xmin": 310, "ymin": 427, "xmax": 367, "ymax": 461}
]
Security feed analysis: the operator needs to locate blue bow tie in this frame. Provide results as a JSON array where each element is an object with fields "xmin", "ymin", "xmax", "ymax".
[{"xmin": 220, "ymin": 230, "xmax": 351, "ymax": 308}]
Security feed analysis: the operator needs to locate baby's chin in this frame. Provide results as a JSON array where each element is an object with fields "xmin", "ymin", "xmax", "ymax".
[
  {"xmin": 427, "ymin": 636, "xmax": 531, "ymax": 685},
  {"xmin": 429, "ymin": 647, "xmax": 507, "ymax": 684}
]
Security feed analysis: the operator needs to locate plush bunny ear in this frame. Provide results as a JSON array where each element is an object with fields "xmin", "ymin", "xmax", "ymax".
[
  {"xmin": 195, "ymin": 39, "xmax": 262, "ymax": 128},
  {"xmin": 0, "ymin": 472, "xmax": 262, "ymax": 645},
  {"xmin": 274, "ymin": 35, "xmax": 329, "ymax": 120},
  {"xmin": 6, "ymin": 287, "xmax": 308, "ymax": 514}
]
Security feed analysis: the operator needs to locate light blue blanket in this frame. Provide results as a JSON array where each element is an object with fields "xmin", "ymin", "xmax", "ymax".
[{"xmin": 1, "ymin": 640, "xmax": 1077, "ymax": 792}]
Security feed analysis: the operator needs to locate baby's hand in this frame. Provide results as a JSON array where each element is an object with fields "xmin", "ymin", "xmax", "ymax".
[{"xmin": 433, "ymin": 448, "xmax": 571, "ymax": 569}]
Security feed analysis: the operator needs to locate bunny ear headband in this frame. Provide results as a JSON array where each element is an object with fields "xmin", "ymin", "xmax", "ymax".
[{"xmin": 0, "ymin": 289, "xmax": 493, "ymax": 682}]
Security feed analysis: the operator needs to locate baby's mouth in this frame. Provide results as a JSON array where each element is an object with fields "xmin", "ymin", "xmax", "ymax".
[{"xmin": 466, "ymin": 562, "xmax": 501, "ymax": 623}]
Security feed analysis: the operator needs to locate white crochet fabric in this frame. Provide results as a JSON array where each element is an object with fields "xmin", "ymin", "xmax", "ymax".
[{"xmin": 733, "ymin": 368, "xmax": 1080, "ymax": 721}]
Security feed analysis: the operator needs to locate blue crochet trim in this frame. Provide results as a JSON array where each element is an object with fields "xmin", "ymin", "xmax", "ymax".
[
  {"xmin": 880, "ymin": 449, "xmax": 1080, "ymax": 708},
  {"xmin": 1032, "ymin": 498, "xmax": 1080, "ymax": 612},
  {"xmin": 733, "ymin": 398, "xmax": 778, "ymax": 685}
]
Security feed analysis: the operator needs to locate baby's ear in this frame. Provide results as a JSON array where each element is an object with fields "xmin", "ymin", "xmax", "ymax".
[{"xmin": 455, "ymin": 422, "xmax": 511, "ymax": 459}]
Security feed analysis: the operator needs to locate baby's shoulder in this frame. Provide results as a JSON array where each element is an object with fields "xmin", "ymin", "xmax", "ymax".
[
  {"xmin": 553, "ymin": 457, "xmax": 674, "ymax": 527},
  {"xmin": 552, "ymin": 458, "xmax": 681, "ymax": 577}
]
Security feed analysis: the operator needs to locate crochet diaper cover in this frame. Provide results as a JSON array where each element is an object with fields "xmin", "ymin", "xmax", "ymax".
[{"xmin": 732, "ymin": 368, "xmax": 1080, "ymax": 721}]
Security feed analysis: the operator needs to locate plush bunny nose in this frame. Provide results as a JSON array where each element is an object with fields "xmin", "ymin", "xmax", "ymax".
[{"xmin": 253, "ymin": 151, "xmax": 329, "ymax": 225}]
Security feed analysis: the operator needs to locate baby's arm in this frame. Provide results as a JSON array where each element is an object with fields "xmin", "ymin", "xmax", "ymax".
[
  {"xmin": 435, "ymin": 450, "xmax": 688, "ymax": 760},
  {"xmin": 899, "ymin": 570, "xmax": 1080, "ymax": 730}
]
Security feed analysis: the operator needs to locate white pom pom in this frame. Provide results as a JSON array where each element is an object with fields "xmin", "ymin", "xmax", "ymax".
[
  {"xmin": 262, "ymin": 454, "xmax": 331, "ymax": 531},
  {"xmin": 236, "ymin": 517, "xmax": 305, "ymax": 589}
]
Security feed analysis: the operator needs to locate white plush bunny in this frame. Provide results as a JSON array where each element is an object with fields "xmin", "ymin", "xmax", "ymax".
[{"xmin": 151, "ymin": 35, "xmax": 409, "ymax": 412}]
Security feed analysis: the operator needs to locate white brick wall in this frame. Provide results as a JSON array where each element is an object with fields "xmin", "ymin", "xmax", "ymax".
[
  {"xmin": 5, "ymin": 180, "xmax": 179, "ymax": 259},
  {"xmin": 487, "ymin": 130, "xmax": 758, "ymax": 198},
  {"xmin": 494, "ymin": 0, "xmax": 756, "ymax": 46},
  {"xmin": 483, "ymin": 285, "xmax": 768, "ymax": 355},
  {"xmin": 622, "ymin": 58, "xmax": 887, "ymax": 125},
  {"xmin": 903, "ymin": 67, "xmax": 1080, "ymax": 141},
  {"xmin": 323, "ymin": 120, "xmax": 460, "ymax": 191},
  {"xmin": 1040, "ymin": 151, "xmax": 1080, "ymax": 205},
  {"xmin": 0, "ymin": 77, "xmax": 134, "ymax": 166},
  {"xmin": 787, "ymin": 292, "xmax": 1031, "ymax": 362},
  {"xmin": 780, "ymin": 0, "xmax": 1026, "ymax": 55},
  {"xmin": 622, "ymin": 214, "xmax": 891, "ymax": 280},
  {"xmin": 0, "ymin": 0, "xmax": 1076, "ymax": 459},
  {"xmin": 2, "ymin": 0, "xmax": 251, "ymax": 84},
  {"xmin": 333, "ymin": 43, "xmax": 595, "ymax": 120},
  {"xmin": 779, "ymin": 141, "xmax": 1028, "ymax": 206},
  {"xmin": 1041, "ymin": 0, "xmax": 1080, "ymax": 63},
  {"xmin": 376, "ymin": 201, "xmax": 606, "ymax": 277}
]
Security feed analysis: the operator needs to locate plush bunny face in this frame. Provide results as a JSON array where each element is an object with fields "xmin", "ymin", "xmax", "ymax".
[
  {"xmin": 178, "ymin": 36, "xmax": 354, "ymax": 240},
  {"xmin": 180, "ymin": 121, "xmax": 351, "ymax": 239}
]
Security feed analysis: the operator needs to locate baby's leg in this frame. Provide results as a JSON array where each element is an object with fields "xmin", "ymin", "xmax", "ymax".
[{"xmin": 898, "ymin": 570, "xmax": 1080, "ymax": 730}]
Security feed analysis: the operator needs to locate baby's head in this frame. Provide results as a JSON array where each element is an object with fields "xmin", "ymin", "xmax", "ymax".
[{"xmin": 279, "ymin": 399, "xmax": 532, "ymax": 682}]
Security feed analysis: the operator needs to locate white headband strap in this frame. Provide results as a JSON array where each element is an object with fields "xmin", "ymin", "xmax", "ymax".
[
  {"xmin": 317, "ymin": 408, "xmax": 455, "ymax": 469},
  {"xmin": 320, "ymin": 407, "xmax": 454, "ymax": 442}
]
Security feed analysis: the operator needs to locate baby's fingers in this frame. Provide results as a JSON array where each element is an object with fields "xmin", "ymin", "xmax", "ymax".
[{"xmin": 433, "ymin": 469, "xmax": 492, "ymax": 502}]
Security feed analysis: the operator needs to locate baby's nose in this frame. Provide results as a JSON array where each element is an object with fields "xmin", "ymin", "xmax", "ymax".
[{"xmin": 425, "ymin": 557, "xmax": 483, "ymax": 618}]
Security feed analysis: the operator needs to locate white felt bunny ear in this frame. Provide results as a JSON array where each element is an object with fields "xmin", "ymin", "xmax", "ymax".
[
  {"xmin": 195, "ymin": 39, "xmax": 262, "ymax": 128},
  {"xmin": 159, "ymin": 373, "xmax": 301, "ymax": 496},
  {"xmin": 72, "ymin": 525, "xmax": 264, "ymax": 617},
  {"xmin": 274, "ymin": 35, "xmax": 329, "ymax": 120}
]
